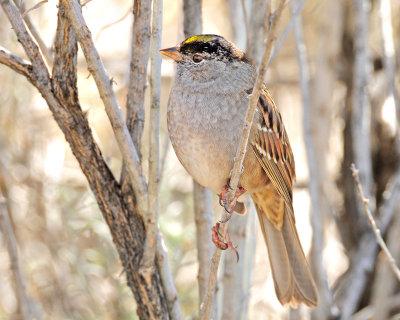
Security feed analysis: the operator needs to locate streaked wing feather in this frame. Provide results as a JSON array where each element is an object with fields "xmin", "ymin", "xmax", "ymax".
[{"xmin": 252, "ymin": 87, "xmax": 296, "ymax": 213}]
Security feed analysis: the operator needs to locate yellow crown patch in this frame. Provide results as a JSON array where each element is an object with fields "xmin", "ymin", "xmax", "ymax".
[{"xmin": 182, "ymin": 35, "xmax": 216, "ymax": 45}]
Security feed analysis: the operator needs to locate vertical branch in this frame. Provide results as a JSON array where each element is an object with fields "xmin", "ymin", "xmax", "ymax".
[
  {"xmin": 0, "ymin": 192, "xmax": 37, "ymax": 320},
  {"xmin": 142, "ymin": 0, "xmax": 162, "ymax": 267},
  {"xmin": 221, "ymin": 214, "xmax": 248, "ymax": 320},
  {"xmin": 183, "ymin": 0, "xmax": 202, "ymax": 39},
  {"xmin": 352, "ymin": 0, "xmax": 374, "ymax": 211},
  {"xmin": 378, "ymin": 0, "xmax": 400, "ymax": 143},
  {"xmin": 125, "ymin": 0, "xmax": 151, "ymax": 156},
  {"xmin": 150, "ymin": 0, "xmax": 183, "ymax": 318},
  {"xmin": 248, "ymin": 0, "xmax": 268, "ymax": 64},
  {"xmin": 371, "ymin": 208, "xmax": 400, "ymax": 319},
  {"xmin": 290, "ymin": 1, "xmax": 334, "ymax": 319},
  {"xmin": 199, "ymin": 2, "xmax": 286, "ymax": 319},
  {"xmin": 193, "ymin": 182, "xmax": 215, "ymax": 311}
]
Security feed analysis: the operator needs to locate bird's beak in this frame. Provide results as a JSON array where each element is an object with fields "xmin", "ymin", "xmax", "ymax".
[{"xmin": 159, "ymin": 46, "xmax": 182, "ymax": 62}]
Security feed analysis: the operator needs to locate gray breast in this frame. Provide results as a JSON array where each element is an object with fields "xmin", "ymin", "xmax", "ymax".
[{"xmin": 167, "ymin": 87, "xmax": 249, "ymax": 193}]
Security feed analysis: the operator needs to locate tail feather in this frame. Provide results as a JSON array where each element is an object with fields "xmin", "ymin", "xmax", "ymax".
[{"xmin": 253, "ymin": 195, "xmax": 318, "ymax": 307}]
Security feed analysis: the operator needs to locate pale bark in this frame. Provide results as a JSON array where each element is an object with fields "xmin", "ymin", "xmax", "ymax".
[{"xmin": 290, "ymin": 1, "xmax": 334, "ymax": 318}]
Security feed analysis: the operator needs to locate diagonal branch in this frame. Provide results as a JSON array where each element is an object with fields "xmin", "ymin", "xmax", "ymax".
[
  {"xmin": 351, "ymin": 164, "xmax": 400, "ymax": 282},
  {"xmin": 199, "ymin": 2, "xmax": 286, "ymax": 319},
  {"xmin": 14, "ymin": 0, "xmax": 53, "ymax": 66},
  {"xmin": 0, "ymin": 47, "xmax": 35, "ymax": 81}
]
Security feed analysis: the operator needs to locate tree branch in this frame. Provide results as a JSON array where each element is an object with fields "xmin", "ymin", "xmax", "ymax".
[
  {"xmin": 141, "ymin": 0, "xmax": 162, "ymax": 291},
  {"xmin": 351, "ymin": 164, "xmax": 400, "ymax": 282},
  {"xmin": 14, "ymin": 0, "xmax": 53, "ymax": 66},
  {"xmin": 124, "ymin": 0, "xmax": 150, "ymax": 155},
  {"xmin": 0, "ymin": 47, "xmax": 35, "ymax": 81},
  {"xmin": 378, "ymin": 0, "xmax": 400, "ymax": 148},
  {"xmin": 290, "ymin": 1, "xmax": 334, "ymax": 318},
  {"xmin": 61, "ymin": 0, "xmax": 149, "ymax": 221},
  {"xmin": 199, "ymin": 2, "xmax": 286, "ymax": 319},
  {"xmin": 1, "ymin": 0, "xmax": 173, "ymax": 317}
]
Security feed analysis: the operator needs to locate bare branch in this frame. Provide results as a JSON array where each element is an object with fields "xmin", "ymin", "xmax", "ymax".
[
  {"xmin": 14, "ymin": 0, "xmax": 53, "ymax": 66},
  {"xmin": 1, "ymin": 0, "xmax": 172, "ymax": 316},
  {"xmin": 290, "ymin": 1, "xmax": 334, "ymax": 318},
  {"xmin": 378, "ymin": 0, "xmax": 400, "ymax": 147},
  {"xmin": 193, "ymin": 181, "xmax": 215, "ymax": 311},
  {"xmin": 269, "ymin": 0, "xmax": 307, "ymax": 66},
  {"xmin": 0, "ymin": 192, "xmax": 37, "ymax": 320},
  {"xmin": 21, "ymin": 0, "xmax": 48, "ymax": 18},
  {"xmin": 141, "ymin": 0, "xmax": 162, "ymax": 281},
  {"xmin": 351, "ymin": 0, "xmax": 374, "ymax": 211},
  {"xmin": 120, "ymin": 0, "xmax": 150, "ymax": 189},
  {"xmin": 199, "ymin": 2, "xmax": 286, "ymax": 319},
  {"xmin": 61, "ymin": 0, "xmax": 149, "ymax": 221},
  {"xmin": 0, "ymin": 47, "xmax": 35, "ymax": 81},
  {"xmin": 156, "ymin": 241, "xmax": 183, "ymax": 320},
  {"xmin": 240, "ymin": 0, "xmax": 250, "ymax": 54},
  {"xmin": 95, "ymin": 7, "xmax": 131, "ymax": 42},
  {"xmin": 351, "ymin": 164, "xmax": 400, "ymax": 282}
]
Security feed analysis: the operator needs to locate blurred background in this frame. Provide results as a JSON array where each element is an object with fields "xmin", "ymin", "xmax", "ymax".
[{"xmin": 1, "ymin": 0, "xmax": 400, "ymax": 319}]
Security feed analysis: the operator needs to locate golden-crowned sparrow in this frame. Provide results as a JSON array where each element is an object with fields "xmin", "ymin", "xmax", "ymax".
[{"xmin": 160, "ymin": 34, "xmax": 318, "ymax": 307}]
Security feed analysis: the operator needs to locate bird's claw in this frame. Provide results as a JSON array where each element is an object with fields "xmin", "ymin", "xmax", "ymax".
[
  {"xmin": 211, "ymin": 222, "xmax": 239, "ymax": 262},
  {"xmin": 218, "ymin": 183, "xmax": 246, "ymax": 218}
]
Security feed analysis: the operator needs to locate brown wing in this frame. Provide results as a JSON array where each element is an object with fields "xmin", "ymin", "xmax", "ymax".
[{"xmin": 251, "ymin": 86, "xmax": 296, "ymax": 213}]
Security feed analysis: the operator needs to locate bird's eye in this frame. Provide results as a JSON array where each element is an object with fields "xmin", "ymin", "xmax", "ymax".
[{"xmin": 192, "ymin": 54, "xmax": 204, "ymax": 63}]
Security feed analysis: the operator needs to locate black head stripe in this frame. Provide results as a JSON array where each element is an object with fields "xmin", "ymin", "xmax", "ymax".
[{"xmin": 179, "ymin": 36, "xmax": 246, "ymax": 62}]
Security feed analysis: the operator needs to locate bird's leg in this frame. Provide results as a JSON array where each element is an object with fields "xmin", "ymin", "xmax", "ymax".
[{"xmin": 211, "ymin": 222, "xmax": 239, "ymax": 262}]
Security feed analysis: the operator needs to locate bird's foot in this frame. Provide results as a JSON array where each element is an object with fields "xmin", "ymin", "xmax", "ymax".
[
  {"xmin": 211, "ymin": 222, "xmax": 239, "ymax": 262},
  {"xmin": 218, "ymin": 182, "xmax": 246, "ymax": 222}
]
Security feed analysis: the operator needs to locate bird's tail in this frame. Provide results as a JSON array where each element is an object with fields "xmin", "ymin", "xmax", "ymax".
[{"xmin": 251, "ymin": 191, "xmax": 318, "ymax": 307}]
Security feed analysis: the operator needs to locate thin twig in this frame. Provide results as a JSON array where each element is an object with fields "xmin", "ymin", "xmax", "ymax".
[
  {"xmin": 0, "ymin": 192, "xmax": 35, "ymax": 320},
  {"xmin": 351, "ymin": 164, "xmax": 400, "ymax": 282},
  {"xmin": 81, "ymin": 0, "xmax": 93, "ymax": 6},
  {"xmin": 337, "ymin": 161, "xmax": 400, "ymax": 320},
  {"xmin": 240, "ymin": 0, "xmax": 251, "ymax": 56},
  {"xmin": 199, "ymin": 2, "xmax": 286, "ymax": 319},
  {"xmin": 268, "ymin": 0, "xmax": 307, "ymax": 66},
  {"xmin": 95, "ymin": 7, "xmax": 131, "ymax": 42},
  {"xmin": 61, "ymin": 0, "xmax": 149, "ymax": 221},
  {"xmin": 21, "ymin": 0, "xmax": 48, "ymax": 18},
  {"xmin": 291, "ymin": 0, "xmax": 334, "ymax": 317}
]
